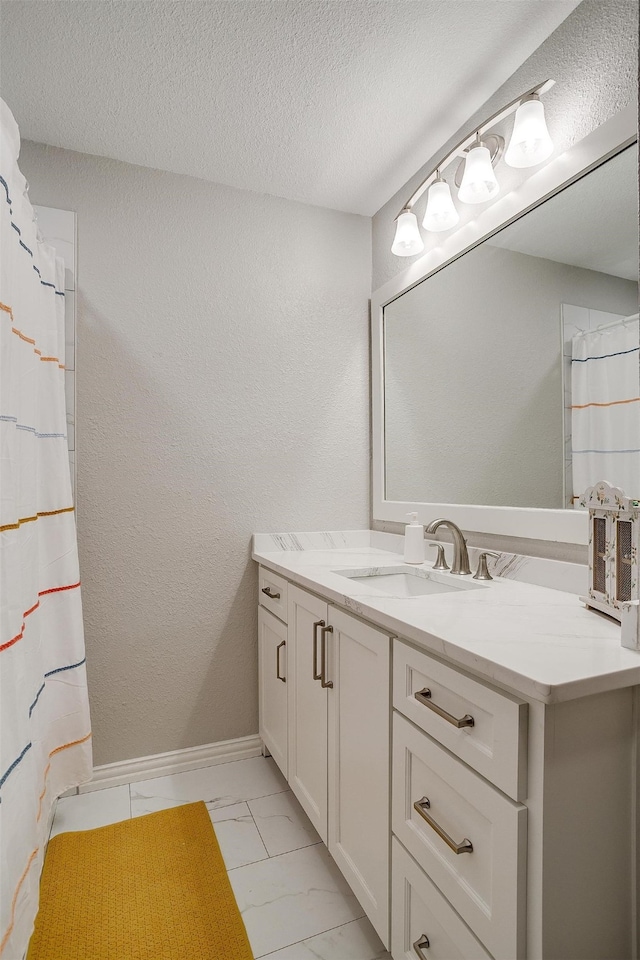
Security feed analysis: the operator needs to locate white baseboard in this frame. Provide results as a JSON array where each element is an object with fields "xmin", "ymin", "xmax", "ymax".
[{"xmin": 77, "ymin": 734, "xmax": 263, "ymax": 793}]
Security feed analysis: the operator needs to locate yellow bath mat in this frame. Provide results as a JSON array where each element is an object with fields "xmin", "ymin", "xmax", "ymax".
[{"xmin": 27, "ymin": 800, "xmax": 253, "ymax": 960}]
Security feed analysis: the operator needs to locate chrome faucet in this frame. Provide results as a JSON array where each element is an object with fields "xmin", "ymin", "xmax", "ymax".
[{"xmin": 424, "ymin": 519, "xmax": 471, "ymax": 575}]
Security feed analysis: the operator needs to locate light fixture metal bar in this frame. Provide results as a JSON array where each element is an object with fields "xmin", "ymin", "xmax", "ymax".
[{"xmin": 396, "ymin": 79, "xmax": 555, "ymax": 219}]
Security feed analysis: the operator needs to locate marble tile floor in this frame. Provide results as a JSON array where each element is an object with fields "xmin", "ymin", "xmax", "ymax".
[{"xmin": 49, "ymin": 755, "xmax": 390, "ymax": 959}]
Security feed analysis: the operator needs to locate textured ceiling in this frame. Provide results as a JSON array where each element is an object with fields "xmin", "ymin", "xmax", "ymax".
[
  {"xmin": 488, "ymin": 144, "xmax": 638, "ymax": 281},
  {"xmin": 0, "ymin": 0, "xmax": 579, "ymax": 215}
]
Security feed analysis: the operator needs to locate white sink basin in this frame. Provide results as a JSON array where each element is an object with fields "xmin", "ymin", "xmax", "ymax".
[{"xmin": 332, "ymin": 565, "xmax": 482, "ymax": 598}]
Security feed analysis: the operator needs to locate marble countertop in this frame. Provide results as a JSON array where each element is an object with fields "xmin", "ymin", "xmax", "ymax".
[{"xmin": 252, "ymin": 531, "xmax": 640, "ymax": 704}]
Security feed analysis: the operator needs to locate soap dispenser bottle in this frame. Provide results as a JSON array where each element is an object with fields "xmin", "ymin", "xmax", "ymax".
[{"xmin": 403, "ymin": 512, "xmax": 425, "ymax": 564}]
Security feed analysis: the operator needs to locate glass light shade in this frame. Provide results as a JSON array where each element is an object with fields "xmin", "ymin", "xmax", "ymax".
[
  {"xmin": 457, "ymin": 143, "xmax": 499, "ymax": 204},
  {"xmin": 505, "ymin": 97, "xmax": 553, "ymax": 168},
  {"xmin": 391, "ymin": 211, "xmax": 424, "ymax": 257},
  {"xmin": 422, "ymin": 179, "xmax": 459, "ymax": 232}
]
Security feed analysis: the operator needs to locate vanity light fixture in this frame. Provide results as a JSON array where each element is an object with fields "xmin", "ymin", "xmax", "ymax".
[
  {"xmin": 391, "ymin": 79, "xmax": 555, "ymax": 256},
  {"xmin": 504, "ymin": 94, "xmax": 554, "ymax": 168},
  {"xmin": 457, "ymin": 136, "xmax": 500, "ymax": 204},
  {"xmin": 391, "ymin": 209, "xmax": 424, "ymax": 256},
  {"xmin": 422, "ymin": 173, "xmax": 460, "ymax": 232}
]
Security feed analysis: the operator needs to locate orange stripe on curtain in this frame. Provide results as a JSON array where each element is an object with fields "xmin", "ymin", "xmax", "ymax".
[
  {"xmin": 0, "ymin": 582, "xmax": 81, "ymax": 652},
  {"xmin": 36, "ymin": 733, "xmax": 93, "ymax": 823},
  {"xmin": 571, "ymin": 396, "xmax": 640, "ymax": 409},
  {"xmin": 0, "ymin": 849, "xmax": 39, "ymax": 956},
  {"xmin": 1, "ymin": 303, "xmax": 65, "ymax": 367},
  {"xmin": 38, "ymin": 582, "xmax": 81, "ymax": 597},
  {"xmin": 1, "ymin": 733, "xmax": 93, "ymax": 954},
  {"xmin": 0, "ymin": 507, "xmax": 75, "ymax": 534}
]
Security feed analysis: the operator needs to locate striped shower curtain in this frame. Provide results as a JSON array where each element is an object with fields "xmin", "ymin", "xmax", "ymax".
[
  {"xmin": 571, "ymin": 315, "xmax": 640, "ymax": 502},
  {"xmin": 0, "ymin": 99, "xmax": 92, "ymax": 958}
]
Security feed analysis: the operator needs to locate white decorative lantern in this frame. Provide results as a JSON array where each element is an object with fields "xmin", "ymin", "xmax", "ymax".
[{"xmin": 579, "ymin": 481, "xmax": 640, "ymax": 649}]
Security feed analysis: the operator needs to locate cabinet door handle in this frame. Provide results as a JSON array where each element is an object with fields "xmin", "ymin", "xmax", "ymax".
[
  {"xmin": 320, "ymin": 625, "xmax": 334, "ymax": 688},
  {"xmin": 312, "ymin": 620, "xmax": 325, "ymax": 681},
  {"xmin": 415, "ymin": 687, "xmax": 474, "ymax": 728},
  {"xmin": 276, "ymin": 640, "xmax": 286, "ymax": 683},
  {"xmin": 413, "ymin": 797, "xmax": 473, "ymax": 854},
  {"xmin": 261, "ymin": 586, "xmax": 281, "ymax": 600},
  {"xmin": 413, "ymin": 935, "xmax": 430, "ymax": 957}
]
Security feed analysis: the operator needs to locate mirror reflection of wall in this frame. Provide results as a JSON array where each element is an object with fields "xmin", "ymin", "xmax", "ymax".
[{"xmin": 384, "ymin": 144, "xmax": 639, "ymax": 509}]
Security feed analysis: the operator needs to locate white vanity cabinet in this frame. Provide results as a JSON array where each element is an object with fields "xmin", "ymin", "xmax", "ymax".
[
  {"xmin": 258, "ymin": 573, "xmax": 392, "ymax": 946},
  {"xmin": 256, "ymin": 558, "xmax": 639, "ymax": 960},
  {"xmin": 391, "ymin": 638, "xmax": 636, "ymax": 960}
]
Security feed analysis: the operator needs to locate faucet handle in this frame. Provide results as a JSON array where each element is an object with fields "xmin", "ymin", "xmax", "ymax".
[
  {"xmin": 473, "ymin": 552, "xmax": 500, "ymax": 581},
  {"xmin": 428, "ymin": 542, "xmax": 449, "ymax": 571}
]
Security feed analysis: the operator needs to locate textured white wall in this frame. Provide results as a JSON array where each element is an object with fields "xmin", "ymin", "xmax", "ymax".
[
  {"xmin": 19, "ymin": 141, "xmax": 371, "ymax": 765},
  {"xmin": 385, "ymin": 246, "xmax": 638, "ymax": 507},
  {"xmin": 372, "ymin": 0, "xmax": 639, "ymax": 290}
]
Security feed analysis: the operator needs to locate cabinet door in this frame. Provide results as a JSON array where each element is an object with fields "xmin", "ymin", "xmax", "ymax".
[
  {"xmin": 328, "ymin": 607, "xmax": 391, "ymax": 948},
  {"xmin": 258, "ymin": 606, "xmax": 288, "ymax": 778},
  {"xmin": 288, "ymin": 585, "xmax": 329, "ymax": 842}
]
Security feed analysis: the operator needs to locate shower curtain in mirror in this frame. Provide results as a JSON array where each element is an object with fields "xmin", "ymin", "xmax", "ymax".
[
  {"xmin": 571, "ymin": 315, "xmax": 640, "ymax": 502},
  {"xmin": 0, "ymin": 99, "xmax": 92, "ymax": 959}
]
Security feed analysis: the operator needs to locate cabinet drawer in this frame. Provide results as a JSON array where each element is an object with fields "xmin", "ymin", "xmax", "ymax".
[
  {"xmin": 392, "ymin": 838, "xmax": 492, "ymax": 960},
  {"xmin": 393, "ymin": 713, "xmax": 526, "ymax": 960},
  {"xmin": 393, "ymin": 640, "xmax": 527, "ymax": 800},
  {"xmin": 258, "ymin": 566, "xmax": 288, "ymax": 623}
]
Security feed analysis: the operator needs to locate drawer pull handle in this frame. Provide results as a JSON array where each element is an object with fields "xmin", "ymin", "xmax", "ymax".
[
  {"xmin": 262, "ymin": 586, "xmax": 281, "ymax": 600},
  {"xmin": 312, "ymin": 620, "xmax": 325, "ymax": 681},
  {"xmin": 414, "ymin": 797, "xmax": 473, "ymax": 854},
  {"xmin": 276, "ymin": 640, "xmax": 286, "ymax": 683},
  {"xmin": 413, "ymin": 935, "xmax": 430, "ymax": 957},
  {"xmin": 415, "ymin": 687, "xmax": 474, "ymax": 728},
  {"xmin": 321, "ymin": 625, "xmax": 334, "ymax": 688}
]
